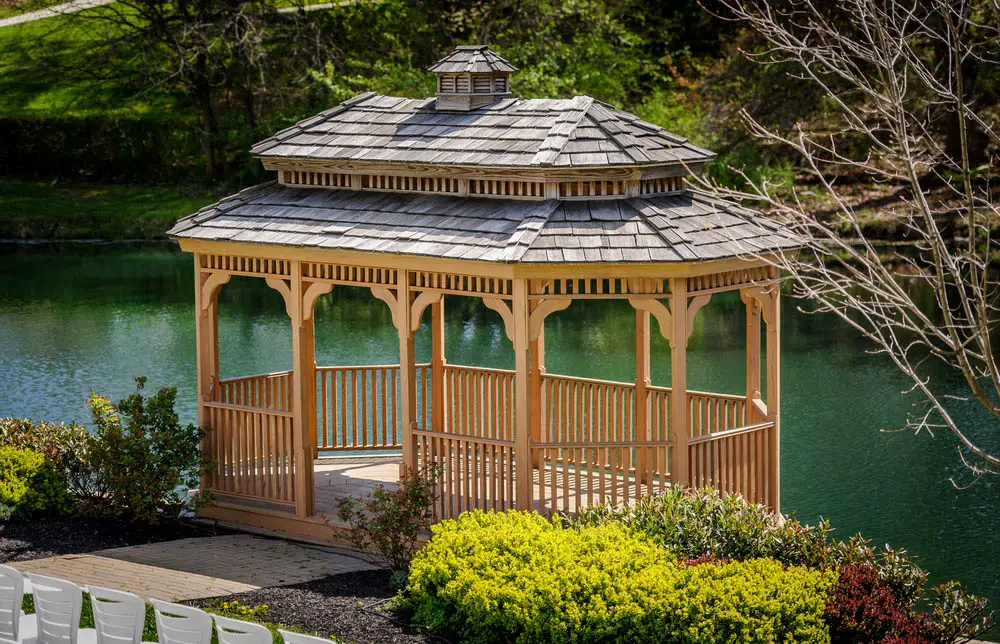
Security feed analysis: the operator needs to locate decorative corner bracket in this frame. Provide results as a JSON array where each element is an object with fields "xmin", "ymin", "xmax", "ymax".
[
  {"xmin": 410, "ymin": 291, "xmax": 444, "ymax": 332},
  {"xmin": 741, "ymin": 285, "xmax": 777, "ymax": 326},
  {"xmin": 200, "ymin": 272, "xmax": 231, "ymax": 310},
  {"xmin": 371, "ymin": 286, "xmax": 401, "ymax": 331},
  {"xmin": 528, "ymin": 299, "xmax": 571, "ymax": 341},
  {"xmin": 629, "ymin": 298, "xmax": 673, "ymax": 344},
  {"xmin": 483, "ymin": 298, "xmax": 515, "ymax": 341}
]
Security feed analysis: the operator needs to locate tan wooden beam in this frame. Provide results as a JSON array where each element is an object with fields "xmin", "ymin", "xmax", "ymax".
[
  {"xmin": 635, "ymin": 309, "xmax": 651, "ymax": 485},
  {"xmin": 431, "ymin": 298, "xmax": 446, "ymax": 434},
  {"xmin": 741, "ymin": 289, "xmax": 762, "ymax": 409},
  {"xmin": 288, "ymin": 261, "xmax": 314, "ymax": 518},
  {"xmin": 669, "ymin": 278, "xmax": 690, "ymax": 487},
  {"xmin": 512, "ymin": 279, "xmax": 532, "ymax": 510},
  {"xmin": 397, "ymin": 271, "xmax": 418, "ymax": 471},
  {"xmin": 765, "ymin": 285, "xmax": 781, "ymax": 512}
]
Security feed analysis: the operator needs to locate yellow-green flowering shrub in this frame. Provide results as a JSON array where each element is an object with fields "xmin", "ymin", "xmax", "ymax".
[
  {"xmin": 0, "ymin": 445, "xmax": 74, "ymax": 519},
  {"xmin": 405, "ymin": 510, "xmax": 836, "ymax": 644}
]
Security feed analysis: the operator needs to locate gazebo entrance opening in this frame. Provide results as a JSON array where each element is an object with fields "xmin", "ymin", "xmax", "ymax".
[{"xmin": 194, "ymin": 254, "xmax": 781, "ymax": 535}]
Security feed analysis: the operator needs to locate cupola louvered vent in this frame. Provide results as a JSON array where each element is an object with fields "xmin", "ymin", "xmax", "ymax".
[{"xmin": 429, "ymin": 45, "xmax": 517, "ymax": 111}]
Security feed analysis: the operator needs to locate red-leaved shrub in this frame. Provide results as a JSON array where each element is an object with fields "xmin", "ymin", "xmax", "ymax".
[{"xmin": 826, "ymin": 564, "xmax": 940, "ymax": 644}]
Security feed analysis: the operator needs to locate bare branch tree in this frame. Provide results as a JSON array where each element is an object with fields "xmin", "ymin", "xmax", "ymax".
[{"xmin": 693, "ymin": 0, "xmax": 1000, "ymax": 478}]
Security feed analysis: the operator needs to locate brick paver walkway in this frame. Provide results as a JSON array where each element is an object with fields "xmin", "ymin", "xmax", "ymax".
[{"xmin": 10, "ymin": 534, "xmax": 374, "ymax": 601}]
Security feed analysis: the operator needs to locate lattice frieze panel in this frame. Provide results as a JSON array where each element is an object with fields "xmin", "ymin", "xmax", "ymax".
[
  {"xmin": 469, "ymin": 179, "xmax": 544, "ymax": 198},
  {"xmin": 201, "ymin": 254, "xmax": 293, "ymax": 277},
  {"xmin": 302, "ymin": 262, "xmax": 398, "ymax": 286},
  {"xmin": 363, "ymin": 174, "xmax": 460, "ymax": 194},
  {"xmin": 530, "ymin": 277, "xmax": 669, "ymax": 298},
  {"xmin": 282, "ymin": 170, "xmax": 352, "ymax": 188},
  {"xmin": 558, "ymin": 179, "xmax": 627, "ymax": 199},
  {"xmin": 687, "ymin": 266, "xmax": 775, "ymax": 293},
  {"xmin": 639, "ymin": 176, "xmax": 683, "ymax": 195},
  {"xmin": 410, "ymin": 271, "xmax": 513, "ymax": 297}
]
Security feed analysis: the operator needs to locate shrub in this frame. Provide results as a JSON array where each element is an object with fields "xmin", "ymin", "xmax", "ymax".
[
  {"xmin": 405, "ymin": 510, "xmax": 836, "ymax": 644},
  {"xmin": 0, "ymin": 417, "xmax": 90, "ymax": 484},
  {"xmin": 825, "ymin": 564, "xmax": 939, "ymax": 644},
  {"xmin": 335, "ymin": 466, "xmax": 438, "ymax": 573},
  {"xmin": 576, "ymin": 487, "xmax": 994, "ymax": 642},
  {"xmin": 0, "ymin": 445, "xmax": 75, "ymax": 518},
  {"xmin": 83, "ymin": 377, "xmax": 209, "ymax": 523}
]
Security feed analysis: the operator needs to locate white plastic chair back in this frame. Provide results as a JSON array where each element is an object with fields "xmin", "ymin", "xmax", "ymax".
[
  {"xmin": 276, "ymin": 631, "xmax": 329, "ymax": 644},
  {"xmin": 88, "ymin": 588, "xmax": 145, "ymax": 644},
  {"xmin": 28, "ymin": 576, "xmax": 82, "ymax": 644},
  {"xmin": 149, "ymin": 602, "xmax": 210, "ymax": 644},
  {"xmin": 212, "ymin": 616, "xmax": 270, "ymax": 644},
  {"xmin": 0, "ymin": 566, "xmax": 25, "ymax": 644}
]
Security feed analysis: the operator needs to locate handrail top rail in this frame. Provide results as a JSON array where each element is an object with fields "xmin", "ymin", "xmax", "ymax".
[
  {"xmin": 218, "ymin": 370, "xmax": 293, "ymax": 384},
  {"xmin": 688, "ymin": 421, "xmax": 774, "ymax": 445},
  {"xmin": 317, "ymin": 363, "xmax": 431, "ymax": 372},
  {"xmin": 444, "ymin": 363, "xmax": 516, "ymax": 376},
  {"xmin": 413, "ymin": 428, "xmax": 515, "ymax": 448},
  {"xmin": 530, "ymin": 440, "xmax": 674, "ymax": 449},
  {"xmin": 541, "ymin": 372, "xmax": 636, "ymax": 388},
  {"xmin": 203, "ymin": 400, "xmax": 294, "ymax": 418}
]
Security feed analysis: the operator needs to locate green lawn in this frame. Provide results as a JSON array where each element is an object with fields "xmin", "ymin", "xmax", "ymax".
[
  {"xmin": 0, "ymin": 0, "xmax": 74, "ymax": 20},
  {"xmin": 0, "ymin": 179, "xmax": 219, "ymax": 239}
]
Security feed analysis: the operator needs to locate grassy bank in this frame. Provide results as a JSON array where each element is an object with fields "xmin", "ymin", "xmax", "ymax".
[{"xmin": 0, "ymin": 179, "xmax": 218, "ymax": 239}]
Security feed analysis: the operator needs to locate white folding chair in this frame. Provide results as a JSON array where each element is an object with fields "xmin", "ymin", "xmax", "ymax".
[
  {"xmin": 149, "ymin": 601, "xmax": 210, "ymax": 644},
  {"xmin": 85, "ymin": 587, "xmax": 153, "ymax": 644},
  {"xmin": 212, "ymin": 616, "xmax": 270, "ymax": 644},
  {"xmin": 27, "ymin": 576, "xmax": 93, "ymax": 644},
  {"xmin": 277, "ymin": 631, "xmax": 330, "ymax": 644},
  {"xmin": 0, "ymin": 565, "xmax": 36, "ymax": 644}
]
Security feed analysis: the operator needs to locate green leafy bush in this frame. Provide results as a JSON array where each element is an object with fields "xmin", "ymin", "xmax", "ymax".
[
  {"xmin": 335, "ymin": 466, "xmax": 438, "ymax": 573},
  {"xmin": 0, "ymin": 445, "xmax": 75, "ymax": 518},
  {"xmin": 575, "ymin": 487, "xmax": 994, "ymax": 641},
  {"xmin": 405, "ymin": 510, "xmax": 835, "ymax": 644},
  {"xmin": 83, "ymin": 377, "xmax": 209, "ymax": 523},
  {"xmin": 0, "ymin": 417, "xmax": 90, "ymax": 483}
]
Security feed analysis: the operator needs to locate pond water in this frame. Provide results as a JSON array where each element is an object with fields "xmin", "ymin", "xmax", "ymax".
[{"xmin": 0, "ymin": 243, "xmax": 997, "ymax": 619}]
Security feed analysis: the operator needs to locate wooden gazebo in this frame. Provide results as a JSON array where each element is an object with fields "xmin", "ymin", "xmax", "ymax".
[{"xmin": 169, "ymin": 46, "xmax": 798, "ymax": 540}]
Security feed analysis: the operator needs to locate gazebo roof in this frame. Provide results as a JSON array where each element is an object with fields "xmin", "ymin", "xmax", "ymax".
[
  {"xmin": 426, "ymin": 45, "xmax": 519, "ymax": 74},
  {"xmin": 250, "ymin": 93, "xmax": 714, "ymax": 169},
  {"xmin": 167, "ymin": 182, "xmax": 798, "ymax": 263}
]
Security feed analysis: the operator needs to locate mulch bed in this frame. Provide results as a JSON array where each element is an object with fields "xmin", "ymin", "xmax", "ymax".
[
  {"xmin": 192, "ymin": 570, "xmax": 439, "ymax": 644},
  {"xmin": 0, "ymin": 517, "xmax": 222, "ymax": 563}
]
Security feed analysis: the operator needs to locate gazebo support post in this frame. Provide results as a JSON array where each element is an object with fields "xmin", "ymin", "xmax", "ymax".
[
  {"xmin": 194, "ymin": 254, "xmax": 229, "ymax": 492},
  {"xmin": 744, "ymin": 292, "xmax": 762, "ymax": 416},
  {"xmin": 289, "ymin": 261, "xmax": 317, "ymax": 518},
  {"xmin": 529, "ymin": 294, "xmax": 546, "ymax": 457},
  {"xmin": 513, "ymin": 278, "xmax": 532, "ymax": 510},
  {"xmin": 397, "ymin": 270, "xmax": 418, "ymax": 472},
  {"xmin": 635, "ymin": 310, "xmax": 651, "ymax": 484},
  {"xmin": 765, "ymin": 284, "xmax": 781, "ymax": 511},
  {"xmin": 669, "ymin": 278, "xmax": 689, "ymax": 487},
  {"xmin": 431, "ymin": 298, "xmax": 446, "ymax": 433}
]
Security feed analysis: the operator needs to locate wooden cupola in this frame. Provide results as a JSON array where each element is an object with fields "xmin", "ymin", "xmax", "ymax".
[{"xmin": 428, "ymin": 45, "xmax": 518, "ymax": 111}]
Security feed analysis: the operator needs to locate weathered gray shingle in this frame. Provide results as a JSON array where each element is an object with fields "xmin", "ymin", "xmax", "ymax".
[
  {"xmin": 250, "ymin": 94, "xmax": 714, "ymax": 169},
  {"xmin": 169, "ymin": 184, "xmax": 800, "ymax": 263}
]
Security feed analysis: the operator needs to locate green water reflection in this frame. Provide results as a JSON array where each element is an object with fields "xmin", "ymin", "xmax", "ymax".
[{"xmin": 0, "ymin": 244, "xmax": 996, "ymax": 622}]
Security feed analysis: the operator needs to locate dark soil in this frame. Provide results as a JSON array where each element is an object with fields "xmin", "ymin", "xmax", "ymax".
[
  {"xmin": 192, "ymin": 570, "xmax": 438, "ymax": 644},
  {"xmin": 0, "ymin": 517, "xmax": 223, "ymax": 562}
]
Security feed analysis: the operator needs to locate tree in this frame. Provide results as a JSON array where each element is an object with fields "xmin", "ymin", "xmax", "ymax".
[
  {"xmin": 695, "ymin": 0, "xmax": 1000, "ymax": 478},
  {"xmin": 69, "ymin": 0, "xmax": 331, "ymax": 177}
]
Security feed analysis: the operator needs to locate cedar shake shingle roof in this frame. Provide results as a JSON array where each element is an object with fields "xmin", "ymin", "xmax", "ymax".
[
  {"xmin": 250, "ymin": 93, "xmax": 714, "ymax": 168},
  {"xmin": 168, "ymin": 183, "xmax": 799, "ymax": 263},
  {"xmin": 426, "ymin": 45, "xmax": 518, "ymax": 73}
]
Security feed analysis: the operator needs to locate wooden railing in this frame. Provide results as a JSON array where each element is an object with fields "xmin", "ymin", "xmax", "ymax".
[
  {"xmin": 217, "ymin": 371, "xmax": 292, "ymax": 411},
  {"xmin": 316, "ymin": 364, "xmax": 430, "ymax": 451},
  {"xmin": 202, "ymin": 401, "xmax": 296, "ymax": 506},
  {"xmin": 444, "ymin": 364, "xmax": 515, "ymax": 440},
  {"xmin": 531, "ymin": 442, "xmax": 672, "ymax": 515},
  {"xmin": 688, "ymin": 390, "xmax": 747, "ymax": 438},
  {"xmin": 689, "ymin": 421, "xmax": 775, "ymax": 506},
  {"xmin": 414, "ymin": 428, "xmax": 516, "ymax": 520}
]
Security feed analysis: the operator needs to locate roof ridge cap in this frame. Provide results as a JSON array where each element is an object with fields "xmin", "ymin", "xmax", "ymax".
[
  {"xmin": 502, "ymin": 199, "xmax": 561, "ymax": 262},
  {"xmin": 529, "ymin": 95, "xmax": 595, "ymax": 167},
  {"xmin": 625, "ymin": 197, "xmax": 691, "ymax": 261}
]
